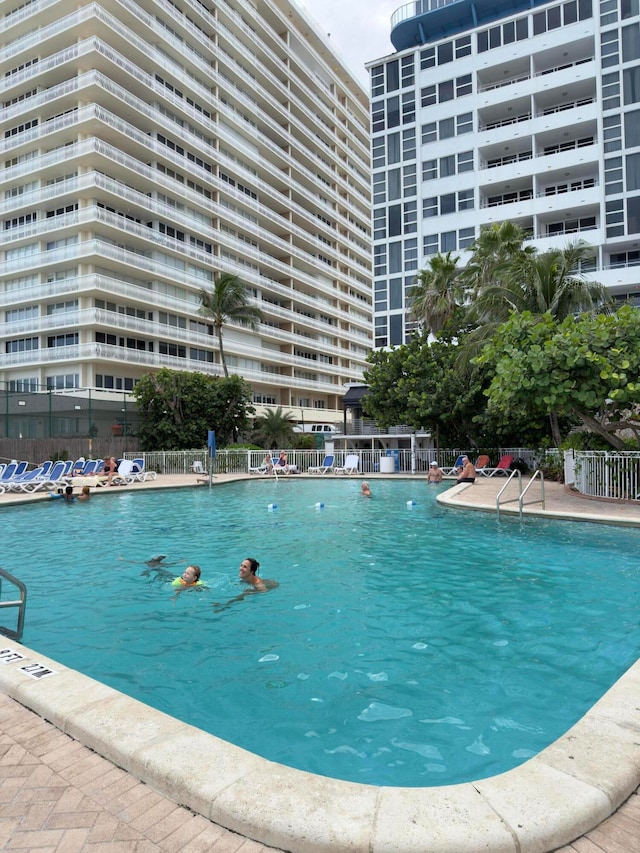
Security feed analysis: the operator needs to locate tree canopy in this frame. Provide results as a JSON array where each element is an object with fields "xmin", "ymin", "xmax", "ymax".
[
  {"xmin": 133, "ymin": 368, "xmax": 254, "ymax": 450},
  {"xmin": 251, "ymin": 406, "xmax": 296, "ymax": 449},
  {"xmin": 475, "ymin": 305, "xmax": 640, "ymax": 449}
]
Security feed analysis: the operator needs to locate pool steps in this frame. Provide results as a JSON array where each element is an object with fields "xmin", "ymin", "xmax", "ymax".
[{"xmin": 0, "ymin": 643, "xmax": 637, "ymax": 853}]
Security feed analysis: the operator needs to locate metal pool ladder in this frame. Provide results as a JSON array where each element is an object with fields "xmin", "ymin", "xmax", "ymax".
[
  {"xmin": 496, "ymin": 469, "xmax": 546, "ymax": 520},
  {"xmin": 0, "ymin": 567, "xmax": 26, "ymax": 641}
]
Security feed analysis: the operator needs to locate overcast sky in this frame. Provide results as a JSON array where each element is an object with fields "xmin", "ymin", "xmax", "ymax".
[{"xmin": 293, "ymin": 0, "xmax": 399, "ymax": 86}]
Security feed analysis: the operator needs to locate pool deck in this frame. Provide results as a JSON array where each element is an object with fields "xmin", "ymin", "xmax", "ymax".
[{"xmin": 0, "ymin": 473, "xmax": 638, "ymax": 853}]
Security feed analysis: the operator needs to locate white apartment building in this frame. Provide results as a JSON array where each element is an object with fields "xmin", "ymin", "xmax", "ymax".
[
  {"xmin": 0, "ymin": 0, "xmax": 372, "ymax": 423},
  {"xmin": 370, "ymin": 0, "xmax": 640, "ymax": 347}
]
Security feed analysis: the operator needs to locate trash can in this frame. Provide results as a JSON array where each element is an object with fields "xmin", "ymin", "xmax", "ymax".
[
  {"xmin": 379, "ymin": 456, "xmax": 395, "ymax": 473},
  {"xmin": 386, "ymin": 449, "xmax": 400, "ymax": 472}
]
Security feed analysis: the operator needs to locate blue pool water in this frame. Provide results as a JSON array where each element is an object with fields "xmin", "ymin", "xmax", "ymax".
[{"xmin": 3, "ymin": 479, "xmax": 639, "ymax": 787}]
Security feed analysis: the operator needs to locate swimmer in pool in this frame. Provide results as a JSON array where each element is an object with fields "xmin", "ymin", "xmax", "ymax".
[
  {"xmin": 171, "ymin": 564, "xmax": 204, "ymax": 588},
  {"xmin": 212, "ymin": 557, "xmax": 278, "ymax": 611},
  {"xmin": 361, "ymin": 482, "xmax": 372, "ymax": 497}
]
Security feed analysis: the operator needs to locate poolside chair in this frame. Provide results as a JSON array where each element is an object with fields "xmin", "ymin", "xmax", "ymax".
[
  {"xmin": 191, "ymin": 460, "xmax": 207, "ymax": 475},
  {"xmin": 475, "ymin": 455, "xmax": 491, "ymax": 476},
  {"xmin": 308, "ymin": 454, "xmax": 335, "ymax": 474},
  {"xmin": 441, "ymin": 455, "xmax": 465, "ymax": 476},
  {"xmin": 334, "ymin": 454, "xmax": 359, "ymax": 475},
  {"xmin": 131, "ymin": 458, "xmax": 157, "ymax": 481},
  {"xmin": 5, "ymin": 466, "xmax": 50, "ymax": 493},
  {"xmin": 484, "ymin": 454, "xmax": 514, "ymax": 477},
  {"xmin": 110, "ymin": 459, "xmax": 137, "ymax": 485},
  {"xmin": 22, "ymin": 460, "xmax": 71, "ymax": 493}
]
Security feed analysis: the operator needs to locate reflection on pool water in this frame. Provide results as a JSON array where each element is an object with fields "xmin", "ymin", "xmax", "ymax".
[{"xmin": 6, "ymin": 479, "xmax": 639, "ymax": 787}]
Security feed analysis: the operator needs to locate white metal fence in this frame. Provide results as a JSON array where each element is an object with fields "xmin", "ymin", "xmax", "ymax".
[
  {"xmin": 570, "ymin": 450, "xmax": 640, "ymax": 501},
  {"xmin": 123, "ymin": 447, "xmax": 540, "ymax": 476}
]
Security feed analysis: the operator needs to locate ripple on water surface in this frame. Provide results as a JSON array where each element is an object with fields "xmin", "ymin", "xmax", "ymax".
[{"xmin": 6, "ymin": 479, "xmax": 639, "ymax": 786}]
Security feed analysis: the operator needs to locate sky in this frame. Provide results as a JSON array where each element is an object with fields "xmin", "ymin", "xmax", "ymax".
[{"xmin": 293, "ymin": 0, "xmax": 399, "ymax": 86}]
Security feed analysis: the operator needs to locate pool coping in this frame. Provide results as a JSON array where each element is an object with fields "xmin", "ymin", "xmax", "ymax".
[{"xmin": 1, "ymin": 475, "xmax": 639, "ymax": 853}]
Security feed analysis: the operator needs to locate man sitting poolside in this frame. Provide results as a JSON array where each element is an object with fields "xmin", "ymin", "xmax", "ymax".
[{"xmin": 456, "ymin": 456, "xmax": 476, "ymax": 484}]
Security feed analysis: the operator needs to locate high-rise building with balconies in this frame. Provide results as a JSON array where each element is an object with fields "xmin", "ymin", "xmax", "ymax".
[
  {"xmin": 1, "ymin": 0, "xmax": 372, "ymax": 424},
  {"xmin": 370, "ymin": 0, "xmax": 640, "ymax": 347}
]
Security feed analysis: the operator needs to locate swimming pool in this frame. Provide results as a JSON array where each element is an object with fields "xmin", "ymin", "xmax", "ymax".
[{"xmin": 7, "ymin": 478, "xmax": 639, "ymax": 787}]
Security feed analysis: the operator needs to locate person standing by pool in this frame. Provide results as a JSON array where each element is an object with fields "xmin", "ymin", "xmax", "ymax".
[
  {"xmin": 426, "ymin": 461, "xmax": 443, "ymax": 483},
  {"xmin": 456, "ymin": 456, "xmax": 476, "ymax": 484}
]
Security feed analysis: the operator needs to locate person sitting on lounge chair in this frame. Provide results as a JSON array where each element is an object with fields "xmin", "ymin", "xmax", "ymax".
[
  {"xmin": 274, "ymin": 451, "xmax": 289, "ymax": 473},
  {"xmin": 263, "ymin": 453, "xmax": 273, "ymax": 474},
  {"xmin": 456, "ymin": 456, "xmax": 476, "ymax": 484}
]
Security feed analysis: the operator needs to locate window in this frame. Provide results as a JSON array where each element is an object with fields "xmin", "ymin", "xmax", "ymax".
[
  {"xmin": 374, "ymin": 245, "xmax": 387, "ymax": 276},
  {"xmin": 438, "ymin": 80, "xmax": 454, "ymax": 102},
  {"xmin": 423, "ymin": 234, "xmax": 438, "ymax": 255},
  {"xmin": 457, "ymin": 113, "xmax": 473, "ymax": 134},
  {"xmin": 440, "ymin": 155, "xmax": 455, "ymax": 177},
  {"xmin": 627, "ymin": 152, "xmax": 640, "ymax": 190},
  {"xmin": 606, "ymin": 199, "xmax": 624, "ymax": 236},
  {"xmin": 387, "ymin": 96, "xmax": 400, "ymax": 128},
  {"xmin": 46, "ymin": 374, "xmax": 79, "ymax": 390},
  {"xmin": 403, "ymin": 164, "xmax": 417, "ymax": 197},
  {"xmin": 628, "ymin": 196, "xmax": 640, "ymax": 232},
  {"xmin": 48, "ymin": 333, "xmax": 78, "ymax": 347},
  {"xmin": 602, "ymin": 30, "xmax": 620, "ymax": 67},
  {"xmin": 401, "ymin": 55, "xmax": 414, "ymax": 88},
  {"xmin": 421, "ymin": 85, "xmax": 436, "ymax": 107},
  {"xmin": 422, "ymin": 159, "xmax": 437, "ymax": 181},
  {"xmin": 387, "ymin": 133, "xmax": 401, "ymax": 164},
  {"xmin": 605, "ymin": 156, "xmax": 624, "ymax": 193},
  {"xmin": 600, "ymin": 0, "xmax": 617, "ymax": 24},
  {"xmin": 458, "ymin": 189, "xmax": 474, "ymax": 210},
  {"xmin": 459, "ymin": 227, "xmax": 475, "ymax": 249},
  {"xmin": 389, "ymin": 278, "xmax": 403, "ymax": 310},
  {"xmin": 603, "ymin": 72, "xmax": 621, "ymax": 111},
  {"xmin": 458, "ymin": 150, "xmax": 474, "ymax": 172},
  {"xmin": 456, "ymin": 75, "xmax": 472, "ymax": 97},
  {"xmin": 388, "ymin": 204, "xmax": 402, "ymax": 237},
  {"xmin": 6, "ymin": 337, "xmax": 38, "ymax": 353},
  {"xmin": 423, "ymin": 197, "xmax": 438, "ymax": 217},
  {"xmin": 403, "ymin": 200, "xmax": 418, "ymax": 233},
  {"xmin": 389, "ymin": 242, "xmax": 402, "ymax": 274},
  {"xmin": 420, "ymin": 47, "xmax": 435, "ymax": 69},
  {"xmin": 441, "ymin": 231, "xmax": 457, "ymax": 252},
  {"xmin": 402, "ymin": 92, "xmax": 415, "ymax": 124},
  {"xmin": 386, "ymin": 60, "xmax": 399, "ymax": 92},
  {"xmin": 373, "ymin": 172, "xmax": 386, "ymax": 204},
  {"xmin": 373, "ymin": 208, "xmax": 386, "ymax": 239},
  {"xmin": 402, "ymin": 128, "xmax": 416, "ymax": 161},
  {"xmin": 624, "ymin": 66, "xmax": 640, "ymax": 104},
  {"xmin": 371, "ymin": 65, "xmax": 384, "ymax": 98},
  {"xmin": 439, "ymin": 117, "xmax": 455, "ymax": 139},
  {"xmin": 456, "ymin": 35, "xmax": 472, "ymax": 58},
  {"xmin": 440, "ymin": 193, "xmax": 456, "ymax": 215},
  {"xmin": 388, "ymin": 168, "xmax": 401, "ymax": 200},
  {"xmin": 605, "ymin": 113, "xmax": 622, "ymax": 151},
  {"xmin": 438, "ymin": 42, "xmax": 453, "ymax": 64},
  {"xmin": 372, "ymin": 137, "xmax": 385, "ymax": 169},
  {"xmin": 421, "ymin": 122, "xmax": 437, "ymax": 144},
  {"xmin": 404, "ymin": 238, "xmax": 418, "ymax": 271},
  {"xmin": 622, "ymin": 22, "xmax": 640, "ymax": 61},
  {"xmin": 372, "ymin": 101, "xmax": 385, "ymax": 133}
]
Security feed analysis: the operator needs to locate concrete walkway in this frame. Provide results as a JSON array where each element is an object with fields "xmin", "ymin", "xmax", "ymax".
[{"xmin": 0, "ymin": 473, "xmax": 638, "ymax": 852}]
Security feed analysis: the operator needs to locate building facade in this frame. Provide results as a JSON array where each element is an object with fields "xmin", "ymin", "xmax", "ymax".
[
  {"xmin": 370, "ymin": 0, "xmax": 640, "ymax": 348},
  {"xmin": 0, "ymin": 0, "xmax": 372, "ymax": 424}
]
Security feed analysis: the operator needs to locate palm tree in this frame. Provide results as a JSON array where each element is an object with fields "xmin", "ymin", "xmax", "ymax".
[
  {"xmin": 199, "ymin": 273, "xmax": 264, "ymax": 377},
  {"xmin": 408, "ymin": 252, "xmax": 466, "ymax": 336},
  {"xmin": 252, "ymin": 407, "xmax": 296, "ymax": 449}
]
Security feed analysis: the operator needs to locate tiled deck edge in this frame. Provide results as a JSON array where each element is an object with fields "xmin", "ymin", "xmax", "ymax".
[{"xmin": 0, "ymin": 644, "xmax": 638, "ymax": 853}]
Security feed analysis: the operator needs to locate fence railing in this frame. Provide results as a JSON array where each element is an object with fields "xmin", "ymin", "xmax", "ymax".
[
  {"xmin": 123, "ymin": 447, "xmax": 541, "ymax": 476},
  {"xmin": 570, "ymin": 450, "xmax": 640, "ymax": 501}
]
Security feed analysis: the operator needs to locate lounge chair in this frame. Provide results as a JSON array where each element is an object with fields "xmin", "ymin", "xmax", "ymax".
[
  {"xmin": 111, "ymin": 459, "xmax": 137, "ymax": 485},
  {"xmin": 21, "ymin": 460, "xmax": 72, "ymax": 493},
  {"xmin": 191, "ymin": 461, "xmax": 207, "ymax": 475},
  {"xmin": 484, "ymin": 454, "xmax": 514, "ymax": 477},
  {"xmin": 441, "ymin": 455, "xmax": 465, "ymax": 476},
  {"xmin": 475, "ymin": 455, "xmax": 491, "ymax": 476},
  {"xmin": 334, "ymin": 454, "xmax": 359, "ymax": 475},
  {"xmin": 131, "ymin": 458, "xmax": 157, "ymax": 481},
  {"xmin": 308, "ymin": 454, "xmax": 335, "ymax": 474}
]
